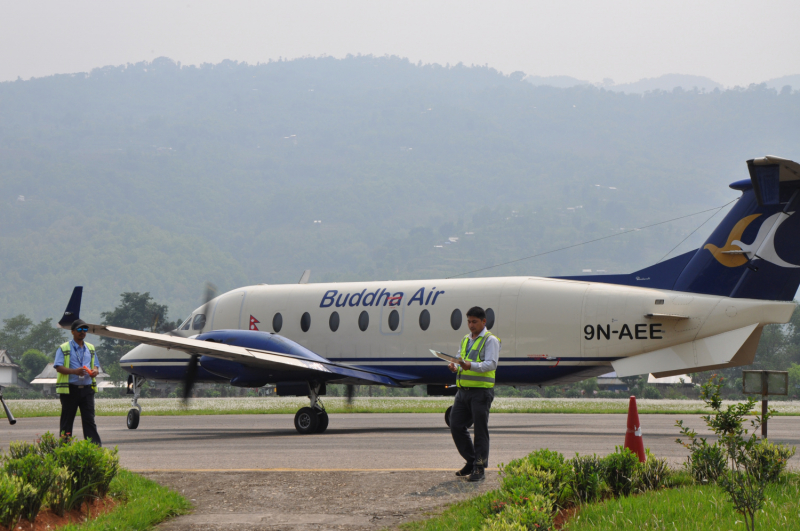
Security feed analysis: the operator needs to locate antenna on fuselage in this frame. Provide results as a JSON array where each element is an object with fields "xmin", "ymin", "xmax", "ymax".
[{"xmin": 298, "ymin": 270, "xmax": 311, "ymax": 284}]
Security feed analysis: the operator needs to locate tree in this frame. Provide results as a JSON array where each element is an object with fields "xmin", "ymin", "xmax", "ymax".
[
  {"xmin": 19, "ymin": 349, "xmax": 51, "ymax": 382},
  {"xmin": 0, "ymin": 315, "xmax": 65, "ymax": 358}
]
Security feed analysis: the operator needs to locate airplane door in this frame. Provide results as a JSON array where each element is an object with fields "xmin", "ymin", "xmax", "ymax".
[
  {"xmin": 211, "ymin": 291, "xmax": 246, "ymax": 330},
  {"xmin": 516, "ymin": 279, "xmax": 587, "ymax": 358}
]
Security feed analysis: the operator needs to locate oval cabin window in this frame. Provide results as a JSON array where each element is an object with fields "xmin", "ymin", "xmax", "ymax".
[
  {"xmin": 388, "ymin": 309, "xmax": 400, "ymax": 331},
  {"xmin": 419, "ymin": 309, "xmax": 430, "ymax": 331},
  {"xmin": 450, "ymin": 309, "xmax": 462, "ymax": 330},
  {"xmin": 300, "ymin": 312, "xmax": 311, "ymax": 332},
  {"xmin": 358, "ymin": 311, "xmax": 369, "ymax": 332},
  {"xmin": 272, "ymin": 313, "xmax": 283, "ymax": 333},
  {"xmin": 486, "ymin": 308, "xmax": 496, "ymax": 330},
  {"xmin": 329, "ymin": 311, "xmax": 340, "ymax": 332}
]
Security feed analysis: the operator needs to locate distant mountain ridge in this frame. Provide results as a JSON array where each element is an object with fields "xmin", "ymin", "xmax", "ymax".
[{"xmin": 526, "ymin": 72, "xmax": 799, "ymax": 93}]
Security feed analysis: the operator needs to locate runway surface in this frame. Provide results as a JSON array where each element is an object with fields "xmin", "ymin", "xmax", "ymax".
[{"xmin": 2, "ymin": 412, "xmax": 798, "ymax": 470}]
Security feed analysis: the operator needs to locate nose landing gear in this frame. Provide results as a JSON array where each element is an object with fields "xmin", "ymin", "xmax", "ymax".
[
  {"xmin": 293, "ymin": 382, "xmax": 329, "ymax": 434},
  {"xmin": 126, "ymin": 375, "xmax": 144, "ymax": 429}
]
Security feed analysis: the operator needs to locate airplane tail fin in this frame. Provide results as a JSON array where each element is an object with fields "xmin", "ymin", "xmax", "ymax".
[
  {"xmin": 58, "ymin": 286, "xmax": 83, "ymax": 329},
  {"xmin": 559, "ymin": 156, "xmax": 800, "ymax": 301}
]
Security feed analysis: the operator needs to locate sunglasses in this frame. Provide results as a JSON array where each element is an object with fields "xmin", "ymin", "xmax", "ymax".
[{"xmin": 74, "ymin": 327, "xmax": 89, "ymax": 332}]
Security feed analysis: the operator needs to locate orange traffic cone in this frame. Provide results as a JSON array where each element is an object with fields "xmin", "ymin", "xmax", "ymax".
[{"xmin": 624, "ymin": 396, "xmax": 646, "ymax": 463}]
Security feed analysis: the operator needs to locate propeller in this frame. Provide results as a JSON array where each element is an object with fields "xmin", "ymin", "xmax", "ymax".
[
  {"xmin": 345, "ymin": 384, "xmax": 355, "ymax": 406},
  {"xmin": 182, "ymin": 282, "xmax": 217, "ymax": 403},
  {"xmin": 0, "ymin": 387, "xmax": 16, "ymax": 425}
]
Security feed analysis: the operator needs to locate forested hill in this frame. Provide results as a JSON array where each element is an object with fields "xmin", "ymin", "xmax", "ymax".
[{"xmin": 1, "ymin": 56, "xmax": 799, "ymax": 323}]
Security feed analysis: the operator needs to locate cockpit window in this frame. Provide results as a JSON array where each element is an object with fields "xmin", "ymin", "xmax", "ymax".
[
  {"xmin": 180, "ymin": 317, "xmax": 191, "ymax": 330},
  {"xmin": 192, "ymin": 314, "xmax": 206, "ymax": 330}
]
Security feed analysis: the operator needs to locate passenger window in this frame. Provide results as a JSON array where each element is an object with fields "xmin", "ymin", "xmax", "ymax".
[
  {"xmin": 419, "ymin": 309, "xmax": 430, "ymax": 331},
  {"xmin": 180, "ymin": 317, "xmax": 191, "ymax": 330},
  {"xmin": 192, "ymin": 314, "xmax": 206, "ymax": 330},
  {"xmin": 486, "ymin": 308, "xmax": 495, "ymax": 330},
  {"xmin": 329, "ymin": 311, "xmax": 340, "ymax": 332},
  {"xmin": 273, "ymin": 313, "xmax": 283, "ymax": 333},
  {"xmin": 358, "ymin": 311, "xmax": 369, "ymax": 332},
  {"xmin": 301, "ymin": 312, "xmax": 311, "ymax": 332},
  {"xmin": 450, "ymin": 309, "xmax": 462, "ymax": 330},
  {"xmin": 388, "ymin": 309, "xmax": 399, "ymax": 331}
]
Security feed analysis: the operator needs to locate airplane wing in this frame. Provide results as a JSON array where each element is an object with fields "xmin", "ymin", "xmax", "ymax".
[{"xmin": 82, "ymin": 322, "xmax": 403, "ymax": 387}]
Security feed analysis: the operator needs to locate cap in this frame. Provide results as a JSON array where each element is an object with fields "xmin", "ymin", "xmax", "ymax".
[{"xmin": 71, "ymin": 319, "xmax": 89, "ymax": 331}]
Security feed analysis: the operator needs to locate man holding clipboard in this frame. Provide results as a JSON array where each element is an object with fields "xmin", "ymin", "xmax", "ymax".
[{"xmin": 446, "ymin": 306, "xmax": 500, "ymax": 482}]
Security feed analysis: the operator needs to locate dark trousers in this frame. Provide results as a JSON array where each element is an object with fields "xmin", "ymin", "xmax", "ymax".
[
  {"xmin": 450, "ymin": 387, "xmax": 494, "ymax": 468},
  {"xmin": 59, "ymin": 386, "xmax": 102, "ymax": 446}
]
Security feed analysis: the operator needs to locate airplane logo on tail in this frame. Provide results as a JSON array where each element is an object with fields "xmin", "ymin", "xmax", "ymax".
[{"xmin": 705, "ymin": 212, "xmax": 800, "ymax": 268}]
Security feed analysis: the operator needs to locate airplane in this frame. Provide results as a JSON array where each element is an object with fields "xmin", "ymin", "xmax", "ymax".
[{"xmin": 57, "ymin": 155, "xmax": 800, "ymax": 434}]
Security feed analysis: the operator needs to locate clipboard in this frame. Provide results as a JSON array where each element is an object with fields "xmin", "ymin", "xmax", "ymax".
[{"xmin": 430, "ymin": 349, "xmax": 461, "ymax": 364}]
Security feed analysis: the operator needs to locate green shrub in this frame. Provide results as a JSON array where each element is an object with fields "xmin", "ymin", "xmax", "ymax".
[
  {"xmin": 500, "ymin": 449, "xmax": 573, "ymax": 507},
  {"xmin": 53, "ymin": 439, "xmax": 108, "ymax": 508},
  {"xmin": 46, "ymin": 466, "xmax": 73, "ymax": 517},
  {"xmin": 570, "ymin": 454, "xmax": 607, "ymax": 504},
  {"xmin": 0, "ymin": 471, "xmax": 24, "ymax": 528},
  {"xmin": 753, "ymin": 441, "xmax": 796, "ymax": 483},
  {"xmin": 601, "ymin": 447, "xmax": 639, "ymax": 497},
  {"xmin": 6, "ymin": 441, "xmax": 36, "ymax": 460},
  {"xmin": 482, "ymin": 494, "xmax": 554, "ymax": 531},
  {"xmin": 4, "ymin": 453, "xmax": 58, "ymax": 521},
  {"xmin": 97, "ymin": 447, "xmax": 121, "ymax": 497},
  {"xmin": 36, "ymin": 431, "xmax": 66, "ymax": 456},
  {"xmin": 684, "ymin": 440, "xmax": 727, "ymax": 484},
  {"xmin": 634, "ymin": 451, "xmax": 671, "ymax": 492}
]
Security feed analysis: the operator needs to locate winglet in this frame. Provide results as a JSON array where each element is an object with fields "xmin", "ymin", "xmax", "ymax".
[{"xmin": 58, "ymin": 287, "xmax": 83, "ymax": 329}]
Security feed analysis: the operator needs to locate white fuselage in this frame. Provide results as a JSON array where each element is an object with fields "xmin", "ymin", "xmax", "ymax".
[{"xmin": 121, "ymin": 276, "xmax": 795, "ymax": 385}]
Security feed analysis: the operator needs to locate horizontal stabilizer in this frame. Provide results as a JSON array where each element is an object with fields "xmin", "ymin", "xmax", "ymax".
[{"xmin": 612, "ymin": 324, "xmax": 759, "ymax": 377}]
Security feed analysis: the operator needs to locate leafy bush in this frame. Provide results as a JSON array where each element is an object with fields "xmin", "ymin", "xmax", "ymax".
[
  {"xmin": 6, "ymin": 441, "xmax": 36, "ymax": 460},
  {"xmin": 53, "ymin": 439, "xmax": 111, "ymax": 508},
  {"xmin": 4, "ymin": 453, "xmax": 58, "ymax": 521},
  {"xmin": 36, "ymin": 431, "xmax": 66, "ymax": 456},
  {"xmin": 483, "ymin": 494, "xmax": 554, "ymax": 531},
  {"xmin": 752, "ymin": 440, "xmax": 796, "ymax": 483},
  {"xmin": 0, "ymin": 471, "xmax": 24, "ymax": 528},
  {"xmin": 569, "ymin": 454, "xmax": 607, "ymax": 504},
  {"xmin": 46, "ymin": 466, "xmax": 73, "ymax": 517},
  {"xmin": 500, "ymin": 449, "xmax": 573, "ymax": 507},
  {"xmin": 97, "ymin": 447, "xmax": 121, "ymax": 497},
  {"xmin": 601, "ymin": 446, "xmax": 639, "ymax": 497},
  {"xmin": 634, "ymin": 451, "xmax": 671, "ymax": 492}
]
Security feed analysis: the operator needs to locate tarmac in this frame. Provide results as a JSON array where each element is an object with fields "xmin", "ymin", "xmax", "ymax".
[{"xmin": 1, "ymin": 412, "xmax": 798, "ymax": 470}]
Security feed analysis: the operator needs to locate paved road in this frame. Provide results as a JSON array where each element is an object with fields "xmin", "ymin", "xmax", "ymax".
[{"xmin": 1, "ymin": 413, "xmax": 798, "ymax": 470}]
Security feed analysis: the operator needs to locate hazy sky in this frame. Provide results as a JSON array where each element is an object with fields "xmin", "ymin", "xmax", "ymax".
[{"xmin": 2, "ymin": 0, "xmax": 798, "ymax": 86}]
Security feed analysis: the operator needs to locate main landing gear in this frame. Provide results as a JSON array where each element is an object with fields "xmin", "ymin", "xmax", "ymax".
[
  {"xmin": 126, "ymin": 375, "xmax": 144, "ymax": 430},
  {"xmin": 294, "ymin": 383, "xmax": 328, "ymax": 434},
  {"xmin": 444, "ymin": 405, "xmax": 472, "ymax": 429}
]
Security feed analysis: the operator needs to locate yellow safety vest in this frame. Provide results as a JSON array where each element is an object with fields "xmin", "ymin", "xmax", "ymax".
[
  {"xmin": 55, "ymin": 342, "xmax": 97, "ymax": 393},
  {"xmin": 457, "ymin": 332, "xmax": 499, "ymax": 388}
]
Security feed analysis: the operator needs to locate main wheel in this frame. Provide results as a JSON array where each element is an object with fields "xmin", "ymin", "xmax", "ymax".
[
  {"xmin": 127, "ymin": 408, "xmax": 140, "ymax": 430},
  {"xmin": 316, "ymin": 410, "xmax": 329, "ymax": 433},
  {"xmin": 294, "ymin": 407, "xmax": 320, "ymax": 434}
]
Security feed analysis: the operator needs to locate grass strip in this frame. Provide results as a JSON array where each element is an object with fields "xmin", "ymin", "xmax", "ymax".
[
  {"xmin": 56, "ymin": 469, "xmax": 191, "ymax": 531},
  {"xmin": 4, "ymin": 397, "xmax": 800, "ymax": 418},
  {"xmin": 565, "ymin": 473, "xmax": 800, "ymax": 530},
  {"xmin": 403, "ymin": 474, "xmax": 800, "ymax": 531}
]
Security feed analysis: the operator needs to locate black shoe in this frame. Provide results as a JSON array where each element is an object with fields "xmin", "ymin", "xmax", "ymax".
[
  {"xmin": 467, "ymin": 466, "xmax": 485, "ymax": 482},
  {"xmin": 455, "ymin": 462, "xmax": 473, "ymax": 477}
]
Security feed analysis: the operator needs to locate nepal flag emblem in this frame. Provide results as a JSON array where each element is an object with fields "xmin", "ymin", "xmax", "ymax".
[{"xmin": 249, "ymin": 315, "xmax": 260, "ymax": 331}]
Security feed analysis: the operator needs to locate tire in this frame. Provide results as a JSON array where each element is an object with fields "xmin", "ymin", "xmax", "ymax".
[
  {"xmin": 316, "ymin": 410, "xmax": 329, "ymax": 433},
  {"xmin": 127, "ymin": 409, "xmax": 140, "ymax": 430},
  {"xmin": 294, "ymin": 407, "xmax": 320, "ymax": 434}
]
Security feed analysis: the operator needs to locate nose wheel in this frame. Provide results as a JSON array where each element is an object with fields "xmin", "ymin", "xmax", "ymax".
[{"xmin": 126, "ymin": 375, "xmax": 144, "ymax": 430}]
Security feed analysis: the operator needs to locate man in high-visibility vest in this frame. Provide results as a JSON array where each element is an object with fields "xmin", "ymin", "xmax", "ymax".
[
  {"xmin": 54, "ymin": 319, "xmax": 102, "ymax": 445},
  {"xmin": 448, "ymin": 306, "xmax": 500, "ymax": 482}
]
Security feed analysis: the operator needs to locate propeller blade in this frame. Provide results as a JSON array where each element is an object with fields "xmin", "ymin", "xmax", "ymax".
[
  {"xmin": 182, "ymin": 354, "xmax": 199, "ymax": 402},
  {"xmin": 345, "ymin": 384, "xmax": 354, "ymax": 405}
]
